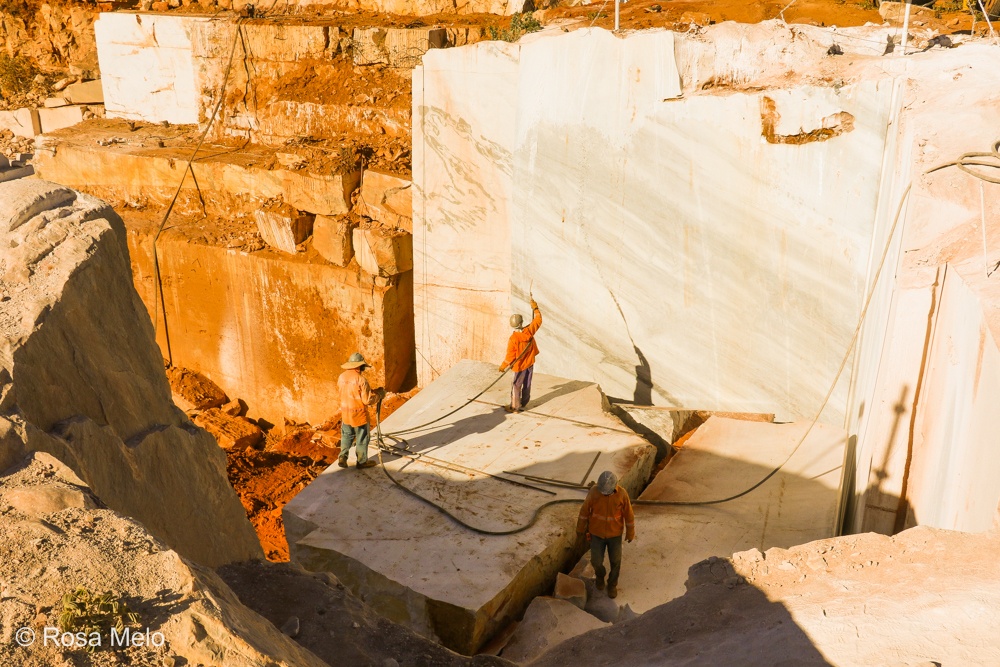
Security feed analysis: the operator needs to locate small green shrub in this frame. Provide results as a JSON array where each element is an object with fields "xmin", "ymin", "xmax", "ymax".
[
  {"xmin": 487, "ymin": 12, "xmax": 543, "ymax": 43},
  {"xmin": 0, "ymin": 53, "xmax": 38, "ymax": 97},
  {"xmin": 934, "ymin": 0, "xmax": 965, "ymax": 11},
  {"xmin": 59, "ymin": 587, "xmax": 140, "ymax": 651}
]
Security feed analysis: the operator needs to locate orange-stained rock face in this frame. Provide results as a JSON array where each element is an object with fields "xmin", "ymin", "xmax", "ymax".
[{"xmin": 125, "ymin": 229, "xmax": 415, "ymax": 427}]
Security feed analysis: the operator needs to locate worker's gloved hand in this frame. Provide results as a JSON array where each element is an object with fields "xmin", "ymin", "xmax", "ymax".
[
  {"xmin": 376, "ymin": 387, "xmax": 387, "ymax": 400},
  {"xmin": 499, "ymin": 364, "xmax": 507, "ymax": 373},
  {"xmin": 530, "ymin": 299, "xmax": 538, "ymax": 310},
  {"xmin": 626, "ymin": 533, "xmax": 636, "ymax": 543}
]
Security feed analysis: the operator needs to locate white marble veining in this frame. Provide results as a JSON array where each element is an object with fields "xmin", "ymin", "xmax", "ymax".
[
  {"xmin": 412, "ymin": 42, "xmax": 521, "ymax": 385},
  {"xmin": 414, "ymin": 27, "xmax": 896, "ymax": 423}
]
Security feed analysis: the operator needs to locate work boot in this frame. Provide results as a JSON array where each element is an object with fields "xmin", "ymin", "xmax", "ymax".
[
  {"xmin": 338, "ymin": 458, "xmax": 348, "ymax": 468},
  {"xmin": 357, "ymin": 460, "xmax": 377, "ymax": 469},
  {"xmin": 608, "ymin": 584, "xmax": 618, "ymax": 599},
  {"xmin": 595, "ymin": 575, "xmax": 605, "ymax": 591},
  {"xmin": 503, "ymin": 405, "xmax": 516, "ymax": 413}
]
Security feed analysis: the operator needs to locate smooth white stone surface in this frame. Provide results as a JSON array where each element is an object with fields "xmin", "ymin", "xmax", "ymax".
[
  {"xmin": 95, "ymin": 13, "xmax": 207, "ymax": 125},
  {"xmin": 414, "ymin": 27, "xmax": 895, "ymax": 423},
  {"xmin": 285, "ymin": 360, "xmax": 654, "ymax": 652},
  {"xmin": 613, "ymin": 416, "xmax": 847, "ymax": 614},
  {"xmin": 413, "ymin": 42, "xmax": 521, "ymax": 386},
  {"xmin": 905, "ymin": 267, "xmax": 1000, "ymax": 532}
]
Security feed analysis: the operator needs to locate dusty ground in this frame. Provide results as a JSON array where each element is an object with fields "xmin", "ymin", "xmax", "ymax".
[
  {"xmin": 219, "ymin": 560, "xmax": 513, "ymax": 667},
  {"xmin": 531, "ymin": 526, "xmax": 1000, "ymax": 666},
  {"xmin": 227, "ymin": 439, "xmax": 332, "ymax": 561},
  {"xmin": 228, "ymin": 388, "xmax": 417, "ymax": 561},
  {"xmin": 0, "ymin": 453, "xmax": 325, "ymax": 667}
]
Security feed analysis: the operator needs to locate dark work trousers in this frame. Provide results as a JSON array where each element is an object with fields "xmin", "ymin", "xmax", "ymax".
[
  {"xmin": 339, "ymin": 423, "xmax": 371, "ymax": 465},
  {"xmin": 591, "ymin": 535, "xmax": 623, "ymax": 586},
  {"xmin": 511, "ymin": 366, "xmax": 534, "ymax": 411}
]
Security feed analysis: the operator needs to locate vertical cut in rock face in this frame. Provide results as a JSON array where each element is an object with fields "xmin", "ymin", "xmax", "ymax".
[
  {"xmin": 605, "ymin": 416, "xmax": 848, "ymax": 615},
  {"xmin": 412, "ymin": 27, "xmax": 898, "ymax": 426},
  {"xmin": 285, "ymin": 360, "xmax": 655, "ymax": 654},
  {"xmin": 0, "ymin": 179, "xmax": 262, "ymax": 567}
]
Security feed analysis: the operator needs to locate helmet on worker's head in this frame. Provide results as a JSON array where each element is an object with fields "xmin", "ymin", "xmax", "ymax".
[
  {"xmin": 510, "ymin": 314, "xmax": 524, "ymax": 329},
  {"xmin": 597, "ymin": 471, "xmax": 618, "ymax": 496},
  {"xmin": 342, "ymin": 352, "xmax": 367, "ymax": 370}
]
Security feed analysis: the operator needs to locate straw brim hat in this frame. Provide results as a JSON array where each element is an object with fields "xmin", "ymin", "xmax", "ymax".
[{"xmin": 341, "ymin": 352, "xmax": 367, "ymax": 370}]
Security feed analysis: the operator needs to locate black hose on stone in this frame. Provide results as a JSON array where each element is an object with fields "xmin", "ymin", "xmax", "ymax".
[{"xmin": 369, "ymin": 137, "xmax": 1000, "ymax": 529}]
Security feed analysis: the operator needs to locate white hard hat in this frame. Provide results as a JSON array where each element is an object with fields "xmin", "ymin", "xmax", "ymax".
[{"xmin": 597, "ymin": 471, "xmax": 617, "ymax": 495}]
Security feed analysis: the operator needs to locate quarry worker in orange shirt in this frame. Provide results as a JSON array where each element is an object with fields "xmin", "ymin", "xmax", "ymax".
[
  {"xmin": 576, "ymin": 471, "xmax": 636, "ymax": 599},
  {"xmin": 499, "ymin": 298, "xmax": 542, "ymax": 413},
  {"xmin": 337, "ymin": 352, "xmax": 385, "ymax": 470}
]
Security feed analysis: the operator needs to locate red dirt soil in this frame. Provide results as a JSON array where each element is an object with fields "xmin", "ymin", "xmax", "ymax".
[
  {"xmin": 225, "ymin": 388, "xmax": 419, "ymax": 561},
  {"xmin": 549, "ymin": 0, "xmax": 991, "ymax": 34}
]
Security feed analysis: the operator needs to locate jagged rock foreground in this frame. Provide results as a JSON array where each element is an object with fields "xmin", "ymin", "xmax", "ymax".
[
  {"xmin": 0, "ymin": 179, "xmax": 261, "ymax": 567},
  {"xmin": 0, "ymin": 452, "xmax": 326, "ymax": 667}
]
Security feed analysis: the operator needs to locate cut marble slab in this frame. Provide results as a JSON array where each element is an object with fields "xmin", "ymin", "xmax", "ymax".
[
  {"xmin": 284, "ymin": 360, "xmax": 655, "ymax": 654},
  {"xmin": 500, "ymin": 596, "xmax": 608, "ymax": 664},
  {"xmin": 576, "ymin": 416, "xmax": 847, "ymax": 615},
  {"xmin": 613, "ymin": 405, "xmax": 775, "ymax": 460}
]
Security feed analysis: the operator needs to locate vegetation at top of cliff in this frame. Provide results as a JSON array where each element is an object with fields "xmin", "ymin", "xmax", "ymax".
[
  {"xmin": 0, "ymin": 53, "xmax": 38, "ymax": 98},
  {"xmin": 487, "ymin": 12, "xmax": 543, "ymax": 43}
]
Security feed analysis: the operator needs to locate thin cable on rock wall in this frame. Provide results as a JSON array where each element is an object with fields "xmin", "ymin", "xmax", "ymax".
[
  {"xmin": 371, "ymin": 177, "xmax": 914, "ymax": 533},
  {"xmin": 151, "ymin": 19, "xmax": 245, "ymax": 365},
  {"xmin": 926, "ymin": 139, "xmax": 1000, "ymax": 279}
]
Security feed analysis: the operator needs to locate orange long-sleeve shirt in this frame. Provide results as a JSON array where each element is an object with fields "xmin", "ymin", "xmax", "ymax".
[
  {"xmin": 503, "ymin": 306, "xmax": 542, "ymax": 373},
  {"xmin": 338, "ymin": 369, "xmax": 377, "ymax": 427},
  {"xmin": 576, "ymin": 485, "xmax": 635, "ymax": 541}
]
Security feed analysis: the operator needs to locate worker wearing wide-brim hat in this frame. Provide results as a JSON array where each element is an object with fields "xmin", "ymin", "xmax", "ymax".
[
  {"xmin": 337, "ymin": 352, "xmax": 385, "ymax": 469},
  {"xmin": 576, "ymin": 471, "xmax": 636, "ymax": 599}
]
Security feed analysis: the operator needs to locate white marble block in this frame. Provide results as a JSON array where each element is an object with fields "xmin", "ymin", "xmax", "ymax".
[
  {"xmin": 254, "ymin": 202, "xmax": 314, "ymax": 254},
  {"xmin": 353, "ymin": 227, "xmax": 412, "ymax": 276}
]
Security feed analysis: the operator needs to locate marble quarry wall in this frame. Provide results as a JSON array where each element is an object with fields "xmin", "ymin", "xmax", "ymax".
[
  {"xmin": 94, "ymin": 12, "xmax": 450, "ymax": 146},
  {"xmin": 414, "ymin": 26, "xmax": 897, "ymax": 426},
  {"xmin": 127, "ymin": 233, "xmax": 414, "ymax": 427},
  {"xmin": 904, "ymin": 268, "xmax": 1000, "ymax": 532},
  {"xmin": 842, "ymin": 47, "xmax": 1000, "ymax": 534},
  {"xmin": 414, "ymin": 26, "xmax": 1000, "ymax": 534},
  {"xmin": 33, "ymin": 124, "xmax": 414, "ymax": 427}
]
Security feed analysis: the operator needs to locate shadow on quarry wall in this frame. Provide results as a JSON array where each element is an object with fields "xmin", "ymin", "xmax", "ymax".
[{"xmin": 843, "ymin": 387, "xmax": 918, "ymax": 536}]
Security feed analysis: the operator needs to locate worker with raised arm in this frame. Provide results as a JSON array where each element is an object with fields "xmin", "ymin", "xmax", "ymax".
[
  {"xmin": 576, "ymin": 471, "xmax": 636, "ymax": 599},
  {"xmin": 337, "ymin": 352, "xmax": 385, "ymax": 469},
  {"xmin": 499, "ymin": 297, "xmax": 542, "ymax": 413}
]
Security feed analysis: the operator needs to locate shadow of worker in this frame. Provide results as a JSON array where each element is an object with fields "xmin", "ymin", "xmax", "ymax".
[{"xmin": 530, "ymin": 553, "xmax": 835, "ymax": 666}]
